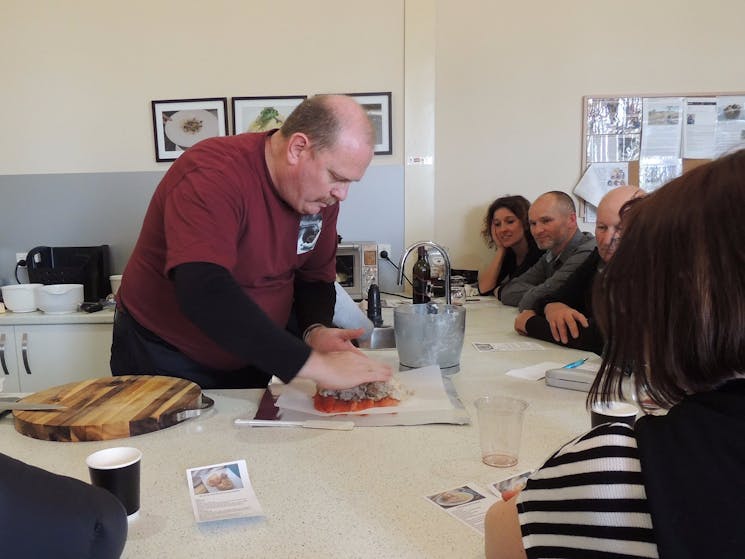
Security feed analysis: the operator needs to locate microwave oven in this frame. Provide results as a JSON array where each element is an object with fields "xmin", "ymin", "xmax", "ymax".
[{"xmin": 336, "ymin": 242, "xmax": 379, "ymax": 301}]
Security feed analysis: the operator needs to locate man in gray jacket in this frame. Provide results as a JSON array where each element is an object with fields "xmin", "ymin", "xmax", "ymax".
[{"xmin": 498, "ymin": 191, "xmax": 595, "ymax": 311}]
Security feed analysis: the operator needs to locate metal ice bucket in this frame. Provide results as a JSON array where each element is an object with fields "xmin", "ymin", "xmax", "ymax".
[{"xmin": 394, "ymin": 303, "xmax": 466, "ymax": 370}]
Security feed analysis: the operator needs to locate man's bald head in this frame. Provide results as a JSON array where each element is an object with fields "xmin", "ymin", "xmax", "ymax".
[
  {"xmin": 596, "ymin": 185, "xmax": 645, "ymax": 262},
  {"xmin": 528, "ymin": 191, "xmax": 579, "ymax": 255},
  {"xmin": 280, "ymin": 94, "xmax": 375, "ymax": 152}
]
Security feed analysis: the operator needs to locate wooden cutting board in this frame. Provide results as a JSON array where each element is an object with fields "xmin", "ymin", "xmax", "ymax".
[{"xmin": 13, "ymin": 375, "xmax": 206, "ymax": 442}]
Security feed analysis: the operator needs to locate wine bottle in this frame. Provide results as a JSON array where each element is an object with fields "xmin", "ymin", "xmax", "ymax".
[{"xmin": 412, "ymin": 246, "xmax": 431, "ymax": 304}]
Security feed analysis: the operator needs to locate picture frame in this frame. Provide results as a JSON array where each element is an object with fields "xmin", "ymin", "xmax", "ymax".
[
  {"xmin": 347, "ymin": 92, "xmax": 392, "ymax": 155},
  {"xmin": 151, "ymin": 98, "xmax": 228, "ymax": 162},
  {"xmin": 231, "ymin": 95, "xmax": 307, "ymax": 135}
]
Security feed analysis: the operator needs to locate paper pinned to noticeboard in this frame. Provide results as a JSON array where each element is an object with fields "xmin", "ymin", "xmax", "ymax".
[{"xmin": 573, "ymin": 162, "xmax": 629, "ymax": 208}]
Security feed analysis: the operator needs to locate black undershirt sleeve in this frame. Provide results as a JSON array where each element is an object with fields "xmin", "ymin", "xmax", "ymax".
[
  {"xmin": 172, "ymin": 261, "xmax": 311, "ymax": 383},
  {"xmin": 524, "ymin": 314, "xmax": 604, "ymax": 356},
  {"xmin": 293, "ymin": 279, "xmax": 335, "ymax": 333}
]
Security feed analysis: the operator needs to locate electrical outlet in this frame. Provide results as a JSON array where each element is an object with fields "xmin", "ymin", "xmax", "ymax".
[
  {"xmin": 16, "ymin": 252, "xmax": 27, "ymax": 264},
  {"xmin": 378, "ymin": 243, "xmax": 392, "ymax": 259}
]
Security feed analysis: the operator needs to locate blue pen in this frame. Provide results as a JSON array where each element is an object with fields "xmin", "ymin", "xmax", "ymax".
[{"xmin": 563, "ymin": 357, "xmax": 589, "ymax": 369}]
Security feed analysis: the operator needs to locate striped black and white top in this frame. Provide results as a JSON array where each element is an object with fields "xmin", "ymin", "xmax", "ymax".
[{"xmin": 517, "ymin": 423, "xmax": 659, "ymax": 559}]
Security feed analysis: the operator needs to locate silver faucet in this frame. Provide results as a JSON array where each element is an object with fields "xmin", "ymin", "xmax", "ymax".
[{"xmin": 397, "ymin": 241, "xmax": 452, "ymax": 304}]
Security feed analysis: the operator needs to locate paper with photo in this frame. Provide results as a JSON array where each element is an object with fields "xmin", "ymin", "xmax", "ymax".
[
  {"xmin": 505, "ymin": 361, "xmax": 565, "ymax": 381},
  {"xmin": 573, "ymin": 162, "xmax": 629, "ymax": 207},
  {"xmin": 472, "ymin": 341, "xmax": 546, "ymax": 352},
  {"xmin": 585, "ymin": 97, "xmax": 642, "ymax": 136},
  {"xmin": 640, "ymin": 97, "xmax": 683, "ymax": 158},
  {"xmin": 426, "ymin": 483, "xmax": 497, "ymax": 535},
  {"xmin": 715, "ymin": 95, "xmax": 745, "ymax": 156},
  {"xmin": 488, "ymin": 471, "xmax": 534, "ymax": 500},
  {"xmin": 585, "ymin": 134, "xmax": 640, "ymax": 165},
  {"xmin": 186, "ymin": 460, "xmax": 264, "ymax": 523},
  {"xmin": 683, "ymin": 97, "xmax": 717, "ymax": 159},
  {"xmin": 639, "ymin": 156, "xmax": 682, "ymax": 192}
]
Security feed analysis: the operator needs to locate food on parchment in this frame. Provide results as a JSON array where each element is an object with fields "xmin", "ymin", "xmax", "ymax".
[
  {"xmin": 207, "ymin": 471, "xmax": 234, "ymax": 491},
  {"xmin": 313, "ymin": 378, "xmax": 412, "ymax": 413}
]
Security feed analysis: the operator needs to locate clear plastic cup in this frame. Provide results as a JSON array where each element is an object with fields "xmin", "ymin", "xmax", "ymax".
[{"xmin": 474, "ymin": 396, "xmax": 528, "ymax": 467}]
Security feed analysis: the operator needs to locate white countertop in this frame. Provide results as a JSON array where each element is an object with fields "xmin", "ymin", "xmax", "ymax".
[
  {"xmin": 0, "ymin": 306, "xmax": 115, "ymax": 325},
  {"xmin": 0, "ymin": 300, "xmax": 594, "ymax": 559}
]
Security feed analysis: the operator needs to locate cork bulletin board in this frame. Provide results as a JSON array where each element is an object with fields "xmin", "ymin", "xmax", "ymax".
[{"xmin": 575, "ymin": 92, "xmax": 745, "ymax": 219}]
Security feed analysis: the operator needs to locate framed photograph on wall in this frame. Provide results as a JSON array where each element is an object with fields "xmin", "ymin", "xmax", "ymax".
[
  {"xmin": 231, "ymin": 95, "xmax": 307, "ymax": 134},
  {"xmin": 347, "ymin": 92, "xmax": 392, "ymax": 155},
  {"xmin": 151, "ymin": 98, "xmax": 228, "ymax": 162}
]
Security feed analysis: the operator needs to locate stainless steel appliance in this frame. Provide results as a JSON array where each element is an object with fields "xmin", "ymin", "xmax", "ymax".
[{"xmin": 336, "ymin": 242, "xmax": 378, "ymax": 301}]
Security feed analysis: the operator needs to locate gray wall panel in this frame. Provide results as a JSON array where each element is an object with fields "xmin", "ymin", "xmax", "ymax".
[{"xmin": 0, "ymin": 166, "xmax": 404, "ymax": 293}]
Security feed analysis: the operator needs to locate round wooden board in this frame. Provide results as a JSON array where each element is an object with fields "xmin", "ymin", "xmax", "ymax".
[{"xmin": 13, "ymin": 375, "xmax": 203, "ymax": 442}]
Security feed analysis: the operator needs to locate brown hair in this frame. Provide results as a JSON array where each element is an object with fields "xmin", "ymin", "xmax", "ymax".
[
  {"xmin": 591, "ymin": 149, "xmax": 745, "ymax": 409},
  {"xmin": 280, "ymin": 95, "xmax": 340, "ymax": 152},
  {"xmin": 481, "ymin": 195, "xmax": 533, "ymax": 249}
]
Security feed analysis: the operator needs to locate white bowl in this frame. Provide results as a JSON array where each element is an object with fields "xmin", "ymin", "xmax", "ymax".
[
  {"xmin": 109, "ymin": 275, "xmax": 123, "ymax": 296},
  {"xmin": 36, "ymin": 284, "xmax": 84, "ymax": 314},
  {"xmin": 1, "ymin": 283, "xmax": 43, "ymax": 312}
]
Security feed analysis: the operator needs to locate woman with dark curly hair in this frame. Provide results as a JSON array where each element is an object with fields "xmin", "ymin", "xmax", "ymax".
[{"xmin": 478, "ymin": 195, "xmax": 543, "ymax": 296}]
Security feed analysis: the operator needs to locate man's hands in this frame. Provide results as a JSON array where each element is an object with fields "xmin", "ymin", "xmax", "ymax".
[
  {"xmin": 298, "ymin": 326, "xmax": 393, "ymax": 390},
  {"xmin": 296, "ymin": 350, "xmax": 393, "ymax": 390},
  {"xmin": 305, "ymin": 326, "xmax": 364, "ymax": 353},
  {"xmin": 514, "ymin": 310, "xmax": 536, "ymax": 335},
  {"xmin": 544, "ymin": 302, "xmax": 588, "ymax": 344}
]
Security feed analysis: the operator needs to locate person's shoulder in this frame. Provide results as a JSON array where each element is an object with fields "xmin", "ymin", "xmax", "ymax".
[
  {"xmin": 171, "ymin": 133, "xmax": 268, "ymax": 185},
  {"xmin": 578, "ymin": 247, "xmax": 602, "ymax": 270},
  {"xmin": 578, "ymin": 231, "xmax": 597, "ymax": 249},
  {"xmin": 190, "ymin": 132, "xmax": 263, "ymax": 160},
  {"xmin": 182, "ymin": 133, "xmax": 265, "ymax": 165},
  {"xmin": 565, "ymin": 229, "xmax": 597, "ymax": 254},
  {"xmin": 527, "ymin": 423, "xmax": 638, "ymax": 480},
  {"xmin": 560, "ymin": 422, "xmax": 638, "ymax": 455}
]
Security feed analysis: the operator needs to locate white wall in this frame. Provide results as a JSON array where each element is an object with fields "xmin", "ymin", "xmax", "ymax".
[
  {"xmin": 4, "ymin": 0, "xmax": 745, "ymax": 275},
  {"xmin": 0, "ymin": 0, "xmax": 404, "ymax": 173},
  {"xmin": 435, "ymin": 0, "xmax": 745, "ymax": 270}
]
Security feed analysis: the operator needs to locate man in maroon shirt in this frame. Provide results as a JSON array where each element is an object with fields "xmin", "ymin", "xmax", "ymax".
[{"xmin": 111, "ymin": 95, "xmax": 392, "ymax": 389}]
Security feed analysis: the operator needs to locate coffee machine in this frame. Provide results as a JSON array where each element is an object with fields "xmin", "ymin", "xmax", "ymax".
[{"xmin": 25, "ymin": 245, "xmax": 111, "ymax": 302}]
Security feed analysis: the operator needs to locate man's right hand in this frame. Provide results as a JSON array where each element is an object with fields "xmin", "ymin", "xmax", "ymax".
[
  {"xmin": 544, "ymin": 302, "xmax": 588, "ymax": 344},
  {"xmin": 296, "ymin": 350, "xmax": 393, "ymax": 390},
  {"xmin": 514, "ymin": 310, "xmax": 536, "ymax": 335}
]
